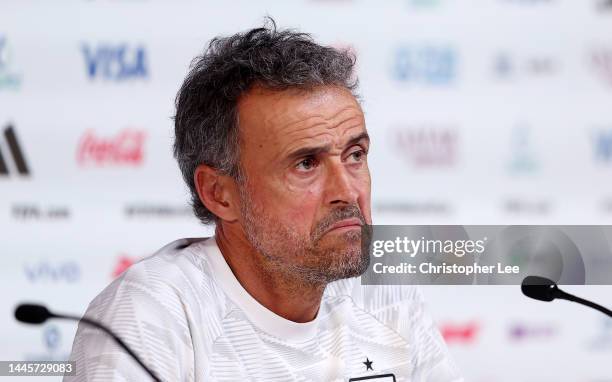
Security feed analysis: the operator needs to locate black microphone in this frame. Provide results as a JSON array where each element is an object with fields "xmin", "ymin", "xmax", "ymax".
[
  {"xmin": 14, "ymin": 303, "xmax": 162, "ymax": 382},
  {"xmin": 521, "ymin": 276, "xmax": 612, "ymax": 318}
]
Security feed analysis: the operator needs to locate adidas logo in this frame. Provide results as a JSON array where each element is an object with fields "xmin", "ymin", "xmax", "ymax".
[{"xmin": 0, "ymin": 123, "xmax": 30, "ymax": 176}]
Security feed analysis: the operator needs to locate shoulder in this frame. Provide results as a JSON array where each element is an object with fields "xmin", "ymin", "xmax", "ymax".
[
  {"xmin": 84, "ymin": 237, "xmax": 229, "ymax": 339},
  {"xmin": 118, "ymin": 237, "xmax": 217, "ymax": 293},
  {"xmin": 67, "ymin": 238, "xmax": 228, "ymax": 381}
]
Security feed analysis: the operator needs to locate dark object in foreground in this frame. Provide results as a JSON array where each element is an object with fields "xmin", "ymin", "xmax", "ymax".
[
  {"xmin": 521, "ymin": 276, "xmax": 612, "ymax": 318},
  {"xmin": 14, "ymin": 303, "xmax": 162, "ymax": 382}
]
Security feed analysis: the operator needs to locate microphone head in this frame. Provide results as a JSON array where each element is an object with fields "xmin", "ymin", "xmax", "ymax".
[
  {"xmin": 521, "ymin": 276, "xmax": 559, "ymax": 302},
  {"xmin": 14, "ymin": 304, "xmax": 52, "ymax": 324}
]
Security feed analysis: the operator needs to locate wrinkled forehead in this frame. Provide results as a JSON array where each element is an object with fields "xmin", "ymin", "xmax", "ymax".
[{"xmin": 237, "ymin": 86, "xmax": 365, "ymax": 157}]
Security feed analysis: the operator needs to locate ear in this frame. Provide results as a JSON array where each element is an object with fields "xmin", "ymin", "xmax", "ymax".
[{"xmin": 194, "ymin": 164, "xmax": 240, "ymax": 222}]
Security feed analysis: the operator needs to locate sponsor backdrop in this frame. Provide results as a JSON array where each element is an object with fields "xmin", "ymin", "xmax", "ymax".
[{"xmin": 1, "ymin": 0, "xmax": 612, "ymax": 381}]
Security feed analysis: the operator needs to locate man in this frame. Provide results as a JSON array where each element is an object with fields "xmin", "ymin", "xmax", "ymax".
[{"xmin": 67, "ymin": 20, "xmax": 462, "ymax": 381}]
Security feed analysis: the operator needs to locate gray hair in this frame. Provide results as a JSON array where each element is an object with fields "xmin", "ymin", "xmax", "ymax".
[{"xmin": 173, "ymin": 18, "xmax": 358, "ymax": 225}]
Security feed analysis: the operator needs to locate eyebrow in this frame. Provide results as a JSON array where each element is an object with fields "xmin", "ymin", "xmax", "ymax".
[{"xmin": 285, "ymin": 131, "xmax": 370, "ymax": 162}]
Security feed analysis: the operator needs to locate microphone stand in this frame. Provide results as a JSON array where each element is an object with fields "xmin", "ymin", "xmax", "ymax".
[{"xmin": 53, "ymin": 312, "xmax": 161, "ymax": 382}]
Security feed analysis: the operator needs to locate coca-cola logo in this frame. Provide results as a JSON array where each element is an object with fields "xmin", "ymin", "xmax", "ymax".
[{"xmin": 76, "ymin": 128, "xmax": 146, "ymax": 166}]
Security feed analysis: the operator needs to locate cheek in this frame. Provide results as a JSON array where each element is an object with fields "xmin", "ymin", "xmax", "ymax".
[
  {"xmin": 283, "ymin": 174, "xmax": 324, "ymax": 202},
  {"xmin": 357, "ymin": 171, "xmax": 372, "ymax": 222},
  {"xmin": 288, "ymin": 186, "xmax": 320, "ymax": 223},
  {"xmin": 359, "ymin": 198, "xmax": 372, "ymax": 224},
  {"xmin": 270, "ymin": 181, "xmax": 322, "ymax": 228}
]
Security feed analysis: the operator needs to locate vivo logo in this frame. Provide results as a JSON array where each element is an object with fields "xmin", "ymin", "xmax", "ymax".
[
  {"xmin": 81, "ymin": 44, "xmax": 148, "ymax": 81},
  {"xmin": 24, "ymin": 261, "xmax": 81, "ymax": 283}
]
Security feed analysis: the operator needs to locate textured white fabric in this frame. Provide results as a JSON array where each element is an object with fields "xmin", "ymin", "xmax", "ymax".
[{"xmin": 65, "ymin": 237, "xmax": 463, "ymax": 382}]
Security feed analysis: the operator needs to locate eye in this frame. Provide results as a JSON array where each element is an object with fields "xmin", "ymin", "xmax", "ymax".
[
  {"xmin": 347, "ymin": 148, "xmax": 367, "ymax": 163},
  {"xmin": 296, "ymin": 156, "xmax": 318, "ymax": 171}
]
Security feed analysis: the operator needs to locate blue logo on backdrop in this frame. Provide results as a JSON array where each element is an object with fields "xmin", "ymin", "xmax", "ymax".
[
  {"xmin": 507, "ymin": 123, "xmax": 539, "ymax": 174},
  {"xmin": 44, "ymin": 325, "xmax": 61, "ymax": 351},
  {"xmin": 0, "ymin": 35, "xmax": 22, "ymax": 90},
  {"xmin": 81, "ymin": 43, "xmax": 148, "ymax": 81},
  {"xmin": 392, "ymin": 46, "xmax": 456, "ymax": 85},
  {"xmin": 587, "ymin": 317, "xmax": 612, "ymax": 351},
  {"xmin": 0, "ymin": 36, "xmax": 10, "ymax": 72},
  {"xmin": 23, "ymin": 261, "xmax": 81, "ymax": 283},
  {"xmin": 592, "ymin": 129, "xmax": 612, "ymax": 163},
  {"xmin": 407, "ymin": 0, "xmax": 442, "ymax": 7},
  {"xmin": 23, "ymin": 324, "xmax": 70, "ymax": 361}
]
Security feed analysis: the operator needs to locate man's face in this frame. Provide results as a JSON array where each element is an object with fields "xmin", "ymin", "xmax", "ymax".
[{"xmin": 235, "ymin": 85, "xmax": 372, "ymax": 285}]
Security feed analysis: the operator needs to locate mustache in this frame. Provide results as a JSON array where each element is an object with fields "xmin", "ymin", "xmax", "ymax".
[{"xmin": 312, "ymin": 204, "xmax": 366, "ymax": 241}]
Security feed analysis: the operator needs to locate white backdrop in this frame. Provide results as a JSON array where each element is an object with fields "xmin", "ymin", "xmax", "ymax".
[{"xmin": 1, "ymin": 0, "xmax": 612, "ymax": 381}]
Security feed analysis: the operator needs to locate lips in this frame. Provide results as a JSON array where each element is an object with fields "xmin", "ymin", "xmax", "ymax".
[{"xmin": 325, "ymin": 217, "xmax": 363, "ymax": 233}]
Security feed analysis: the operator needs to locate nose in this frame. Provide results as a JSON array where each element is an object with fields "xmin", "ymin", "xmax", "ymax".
[{"xmin": 325, "ymin": 161, "xmax": 359, "ymax": 206}]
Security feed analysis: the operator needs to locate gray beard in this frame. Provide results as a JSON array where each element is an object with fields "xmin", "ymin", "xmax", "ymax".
[{"xmin": 238, "ymin": 185, "xmax": 370, "ymax": 287}]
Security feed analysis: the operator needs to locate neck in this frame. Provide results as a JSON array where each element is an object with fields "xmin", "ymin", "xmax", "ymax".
[{"xmin": 214, "ymin": 223, "xmax": 325, "ymax": 323}]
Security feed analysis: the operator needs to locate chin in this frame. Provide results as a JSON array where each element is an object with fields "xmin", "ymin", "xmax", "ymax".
[{"xmin": 316, "ymin": 240, "xmax": 369, "ymax": 281}]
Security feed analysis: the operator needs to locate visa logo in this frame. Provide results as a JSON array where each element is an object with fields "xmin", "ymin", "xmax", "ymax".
[
  {"xmin": 81, "ymin": 44, "xmax": 148, "ymax": 81},
  {"xmin": 24, "ymin": 261, "xmax": 80, "ymax": 283}
]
